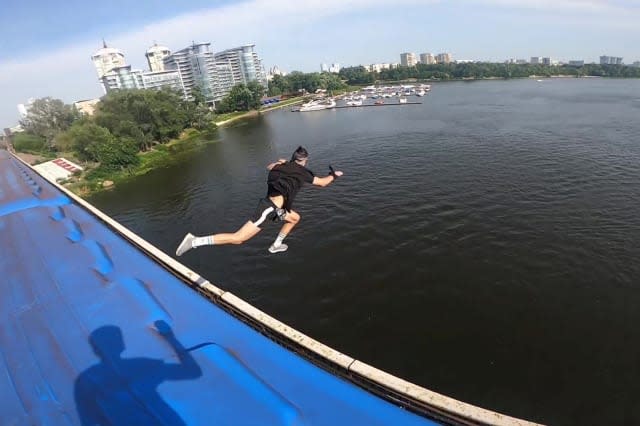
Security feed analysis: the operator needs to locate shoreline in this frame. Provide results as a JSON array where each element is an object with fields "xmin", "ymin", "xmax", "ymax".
[{"xmin": 214, "ymin": 97, "xmax": 306, "ymax": 127}]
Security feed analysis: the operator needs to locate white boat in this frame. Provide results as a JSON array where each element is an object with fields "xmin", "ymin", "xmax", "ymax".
[
  {"xmin": 299, "ymin": 99, "xmax": 336, "ymax": 112},
  {"xmin": 399, "ymin": 97, "xmax": 408, "ymax": 104},
  {"xmin": 346, "ymin": 99, "xmax": 363, "ymax": 106},
  {"xmin": 415, "ymin": 90, "xmax": 426, "ymax": 97}
]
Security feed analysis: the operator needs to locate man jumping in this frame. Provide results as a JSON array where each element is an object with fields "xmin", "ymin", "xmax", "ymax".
[{"xmin": 176, "ymin": 146, "xmax": 343, "ymax": 256}]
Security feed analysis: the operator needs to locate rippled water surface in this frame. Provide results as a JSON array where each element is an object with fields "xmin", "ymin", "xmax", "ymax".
[{"xmin": 90, "ymin": 79, "xmax": 640, "ymax": 425}]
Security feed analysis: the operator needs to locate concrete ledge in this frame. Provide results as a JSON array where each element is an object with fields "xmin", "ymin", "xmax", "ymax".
[
  {"xmin": 221, "ymin": 292, "xmax": 355, "ymax": 370},
  {"xmin": 349, "ymin": 360, "xmax": 540, "ymax": 426}
]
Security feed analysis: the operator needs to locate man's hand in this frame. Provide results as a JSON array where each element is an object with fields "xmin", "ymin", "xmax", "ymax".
[
  {"xmin": 153, "ymin": 320, "xmax": 174, "ymax": 337},
  {"xmin": 329, "ymin": 165, "xmax": 343, "ymax": 178}
]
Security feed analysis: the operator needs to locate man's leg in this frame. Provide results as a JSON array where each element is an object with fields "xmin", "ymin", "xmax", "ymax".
[
  {"xmin": 211, "ymin": 221, "xmax": 262, "ymax": 244},
  {"xmin": 269, "ymin": 210, "xmax": 300, "ymax": 254},
  {"xmin": 176, "ymin": 221, "xmax": 262, "ymax": 256},
  {"xmin": 176, "ymin": 198, "xmax": 277, "ymax": 256}
]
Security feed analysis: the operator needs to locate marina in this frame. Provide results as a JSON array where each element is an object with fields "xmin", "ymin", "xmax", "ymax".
[{"xmin": 292, "ymin": 84, "xmax": 430, "ymax": 111}]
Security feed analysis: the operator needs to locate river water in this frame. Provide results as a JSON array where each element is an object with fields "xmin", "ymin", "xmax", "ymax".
[{"xmin": 90, "ymin": 78, "xmax": 640, "ymax": 425}]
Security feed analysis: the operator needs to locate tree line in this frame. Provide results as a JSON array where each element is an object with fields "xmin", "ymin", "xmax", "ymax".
[
  {"xmin": 267, "ymin": 71, "xmax": 348, "ymax": 96},
  {"xmin": 336, "ymin": 63, "xmax": 640, "ymax": 84},
  {"xmin": 16, "ymin": 89, "xmax": 212, "ymax": 171},
  {"xmin": 15, "ymin": 81, "xmax": 268, "ymax": 171}
]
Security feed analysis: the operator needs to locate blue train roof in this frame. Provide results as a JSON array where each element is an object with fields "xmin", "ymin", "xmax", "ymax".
[{"xmin": 0, "ymin": 149, "xmax": 535, "ymax": 426}]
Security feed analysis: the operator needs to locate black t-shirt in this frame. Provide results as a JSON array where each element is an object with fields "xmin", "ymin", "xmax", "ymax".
[{"xmin": 267, "ymin": 161, "xmax": 315, "ymax": 210}]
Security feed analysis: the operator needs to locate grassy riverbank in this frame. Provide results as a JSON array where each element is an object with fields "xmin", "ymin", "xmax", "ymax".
[{"xmin": 64, "ymin": 128, "xmax": 218, "ymax": 196}]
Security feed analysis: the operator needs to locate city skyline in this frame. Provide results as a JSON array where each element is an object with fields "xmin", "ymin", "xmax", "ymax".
[{"xmin": 2, "ymin": 0, "xmax": 639, "ymax": 125}]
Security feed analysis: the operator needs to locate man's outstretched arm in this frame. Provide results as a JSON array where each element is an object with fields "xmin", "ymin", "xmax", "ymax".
[
  {"xmin": 154, "ymin": 320, "xmax": 202, "ymax": 380},
  {"xmin": 312, "ymin": 168, "xmax": 343, "ymax": 187}
]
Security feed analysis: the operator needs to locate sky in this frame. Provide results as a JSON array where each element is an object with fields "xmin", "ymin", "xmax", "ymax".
[{"xmin": 1, "ymin": 0, "xmax": 639, "ymax": 126}]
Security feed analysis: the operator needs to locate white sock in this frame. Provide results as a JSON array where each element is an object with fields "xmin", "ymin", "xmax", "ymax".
[
  {"xmin": 273, "ymin": 232, "xmax": 287, "ymax": 247},
  {"xmin": 192, "ymin": 235, "xmax": 214, "ymax": 247}
]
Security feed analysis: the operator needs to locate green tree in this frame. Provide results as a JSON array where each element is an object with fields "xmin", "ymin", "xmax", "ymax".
[
  {"xmin": 268, "ymin": 74, "xmax": 291, "ymax": 96},
  {"xmin": 63, "ymin": 121, "xmax": 139, "ymax": 168},
  {"xmin": 217, "ymin": 84, "xmax": 254, "ymax": 113},
  {"xmin": 95, "ymin": 88, "xmax": 189, "ymax": 146},
  {"xmin": 320, "ymin": 73, "xmax": 346, "ymax": 91},
  {"xmin": 20, "ymin": 97, "xmax": 77, "ymax": 149},
  {"xmin": 339, "ymin": 66, "xmax": 374, "ymax": 84},
  {"xmin": 190, "ymin": 85, "xmax": 206, "ymax": 106},
  {"xmin": 64, "ymin": 121, "xmax": 115, "ymax": 162},
  {"xmin": 246, "ymin": 81, "xmax": 266, "ymax": 110},
  {"xmin": 13, "ymin": 133, "xmax": 47, "ymax": 153}
]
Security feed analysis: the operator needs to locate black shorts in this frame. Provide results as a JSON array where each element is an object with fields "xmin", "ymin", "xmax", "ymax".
[{"xmin": 250, "ymin": 198, "xmax": 286, "ymax": 227}]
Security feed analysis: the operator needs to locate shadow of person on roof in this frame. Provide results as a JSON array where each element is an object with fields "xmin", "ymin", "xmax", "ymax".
[{"xmin": 74, "ymin": 321, "xmax": 202, "ymax": 425}]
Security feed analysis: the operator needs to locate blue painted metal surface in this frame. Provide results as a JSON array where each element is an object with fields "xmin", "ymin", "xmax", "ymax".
[{"xmin": 0, "ymin": 150, "xmax": 437, "ymax": 425}]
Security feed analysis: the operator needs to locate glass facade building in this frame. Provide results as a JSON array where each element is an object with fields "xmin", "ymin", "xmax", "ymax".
[
  {"xmin": 164, "ymin": 42, "xmax": 221, "ymax": 103},
  {"xmin": 214, "ymin": 44, "xmax": 267, "ymax": 93}
]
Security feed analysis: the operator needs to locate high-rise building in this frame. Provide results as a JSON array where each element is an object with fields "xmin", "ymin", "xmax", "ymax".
[
  {"xmin": 568, "ymin": 60, "xmax": 584, "ymax": 66},
  {"xmin": 600, "ymin": 55, "xmax": 623, "ymax": 65},
  {"xmin": 140, "ymin": 70, "xmax": 185, "ymax": 93},
  {"xmin": 400, "ymin": 52, "xmax": 417, "ymax": 67},
  {"xmin": 145, "ymin": 43, "xmax": 171, "ymax": 72},
  {"xmin": 101, "ymin": 65, "xmax": 185, "ymax": 96},
  {"xmin": 101, "ymin": 65, "xmax": 143, "ymax": 91},
  {"xmin": 542, "ymin": 57, "xmax": 551, "ymax": 66},
  {"xmin": 321, "ymin": 63, "xmax": 340, "ymax": 73},
  {"xmin": 435, "ymin": 53, "xmax": 452, "ymax": 64},
  {"xmin": 368, "ymin": 63, "xmax": 399, "ymax": 72},
  {"xmin": 530, "ymin": 57, "xmax": 541, "ymax": 65},
  {"xmin": 214, "ymin": 63, "xmax": 236, "ymax": 97},
  {"xmin": 91, "ymin": 40, "xmax": 126, "ymax": 80},
  {"xmin": 633, "ymin": 61, "xmax": 640, "ymax": 68},
  {"xmin": 214, "ymin": 44, "xmax": 267, "ymax": 89},
  {"xmin": 164, "ymin": 42, "xmax": 220, "ymax": 103},
  {"xmin": 420, "ymin": 53, "xmax": 435, "ymax": 64}
]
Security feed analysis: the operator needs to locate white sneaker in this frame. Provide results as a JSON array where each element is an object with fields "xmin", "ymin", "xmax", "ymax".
[
  {"xmin": 176, "ymin": 233, "xmax": 195, "ymax": 256},
  {"xmin": 268, "ymin": 243, "xmax": 288, "ymax": 254}
]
